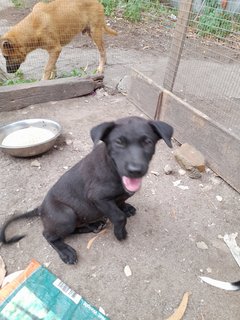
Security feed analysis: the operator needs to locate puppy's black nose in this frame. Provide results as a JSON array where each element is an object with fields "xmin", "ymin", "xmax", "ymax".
[{"xmin": 126, "ymin": 163, "xmax": 144, "ymax": 177}]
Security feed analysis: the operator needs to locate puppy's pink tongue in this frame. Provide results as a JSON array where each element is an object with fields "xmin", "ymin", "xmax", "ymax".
[{"xmin": 122, "ymin": 176, "xmax": 142, "ymax": 192}]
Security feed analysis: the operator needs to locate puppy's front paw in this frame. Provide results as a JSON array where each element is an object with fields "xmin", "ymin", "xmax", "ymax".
[
  {"xmin": 114, "ymin": 227, "xmax": 127, "ymax": 241},
  {"xmin": 121, "ymin": 203, "xmax": 136, "ymax": 217}
]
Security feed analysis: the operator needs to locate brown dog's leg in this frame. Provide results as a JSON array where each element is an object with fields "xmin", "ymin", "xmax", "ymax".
[
  {"xmin": 43, "ymin": 47, "xmax": 62, "ymax": 80},
  {"xmin": 90, "ymin": 28, "xmax": 106, "ymax": 74}
]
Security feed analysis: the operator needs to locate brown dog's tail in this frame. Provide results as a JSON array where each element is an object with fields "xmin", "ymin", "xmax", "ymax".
[
  {"xmin": 0, "ymin": 208, "xmax": 39, "ymax": 244},
  {"xmin": 104, "ymin": 24, "xmax": 118, "ymax": 36}
]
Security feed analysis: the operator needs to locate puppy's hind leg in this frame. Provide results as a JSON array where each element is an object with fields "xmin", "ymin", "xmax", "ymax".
[
  {"xmin": 42, "ymin": 204, "xmax": 78, "ymax": 264},
  {"xmin": 43, "ymin": 231, "xmax": 78, "ymax": 265}
]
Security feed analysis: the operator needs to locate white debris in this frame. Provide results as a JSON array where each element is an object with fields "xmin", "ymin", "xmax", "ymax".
[
  {"xmin": 151, "ymin": 189, "xmax": 156, "ymax": 195},
  {"xmin": 178, "ymin": 185, "xmax": 189, "ymax": 190},
  {"xmin": 200, "ymin": 276, "xmax": 240, "ymax": 291},
  {"xmin": 124, "ymin": 265, "xmax": 132, "ymax": 277},
  {"xmin": 164, "ymin": 164, "xmax": 173, "ymax": 175},
  {"xmin": 43, "ymin": 262, "xmax": 51, "ymax": 268},
  {"xmin": 216, "ymin": 195, "xmax": 223, "ymax": 202},
  {"xmin": 2, "ymin": 270, "xmax": 24, "ymax": 288},
  {"xmin": 178, "ymin": 169, "xmax": 186, "ymax": 175},
  {"xmin": 99, "ymin": 307, "xmax": 106, "ymax": 315},
  {"xmin": 201, "ymin": 185, "xmax": 213, "ymax": 192},
  {"xmin": 173, "ymin": 180, "xmax": 181, "ymax": 187},
  {"xmin": 169, "ymin": 13, "xmax": 177, "ymax": 21},
  {"xmin": 210, "ymin": 176, "xmax": 221, "ymax": 185},
  {"xmin": 31, "ymin": 160, "xmax": 41, "ymax": 168},
  {"xmin": 0, "ymin": 256, "xmax": 6, "ymax": 288},
  {"xmin": 196, "ymin": 241, "xmax": 208, "ymax": 250},
  {"xmin": 65, "ymin": 139, "xmax": 73, "ymax": 145},
  {"xmin": 173, "ymin": 179, "xmax": 189, "ymax": 190},
  {"xmin": 223, "ymin": 233, "xmax": 240, "ymax": 268},
  {"xmin": 150, "ymin": 170, "xmax": 160, "ymax": 176}
]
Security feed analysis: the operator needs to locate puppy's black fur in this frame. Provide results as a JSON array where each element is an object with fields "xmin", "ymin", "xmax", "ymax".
[{"xmin": 0, "ymin": 116, "xmax": 173, "ymax": 264}]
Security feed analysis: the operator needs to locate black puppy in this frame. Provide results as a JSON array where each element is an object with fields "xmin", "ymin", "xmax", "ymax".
[{"xmin": 0, "ymin": 116, "xmax": 173, "ymax": 264}]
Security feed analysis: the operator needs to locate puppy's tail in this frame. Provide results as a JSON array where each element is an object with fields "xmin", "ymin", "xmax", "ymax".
[
  {"xmin": 104, "ymin": 24, "xmax": 118, "ymax": 36},
  {"xmin": 0, "ymin": 208, "xmax": 39, "ymax": 245}
]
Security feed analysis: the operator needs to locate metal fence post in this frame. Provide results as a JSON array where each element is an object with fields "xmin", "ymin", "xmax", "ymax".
[{"xmin": 163, "ymin": 0, "xmax": 193, "ymax": 92}]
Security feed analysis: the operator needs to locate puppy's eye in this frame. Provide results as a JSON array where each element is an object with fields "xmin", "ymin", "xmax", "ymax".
[
  {"xmin": 115, "ymin": 138, "xmax": 127, "ymax": 148},
  {"xmin": 142, "ymin": 137, "xmax": 153, "ymax": 147}
]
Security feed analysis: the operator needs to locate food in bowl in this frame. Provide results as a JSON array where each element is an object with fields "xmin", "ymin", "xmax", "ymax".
[
  {"xmin": 2, "ymin": 126, "xmax": 55, "ymax": 147},
  {"xmin": 0, "ymin": 119, "xmax": 61, "ymax": 157}
]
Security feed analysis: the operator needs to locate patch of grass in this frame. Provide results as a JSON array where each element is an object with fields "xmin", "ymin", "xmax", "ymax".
[
  {"xmin": 58, "ymin": 67, "xmax": 97, "ymax": 78},
  {"xmin": 197, "ymin": 0, "xmax": 233, "ymax": 38},
  {"xmin": 11, "ymin": 0, "xmax": 25, "ymax": 8},
  {"xmin": 100, "ymin": 0, "xmax": 118, "ymax": 16},
  {"xmin": 0, "ymin": 70, "xmax": 37, "ymax": 86},
  {"xmin": 101, "ymin": 0, "xmax": 177, "ymax": 22},
  {"xmin": 123, "ymin": 0, "xmax": 144, "ymax": 22},
  {"xmin": 58, "ymin": 67, "xmax": 91, "ymax": 78},
  {"xmin": 11, "ymin": 0, "xmax": 50, "ymax": 8}
]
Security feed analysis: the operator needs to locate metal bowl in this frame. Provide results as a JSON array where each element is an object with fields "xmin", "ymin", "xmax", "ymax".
[{"xmin": 0, "ymin": 119, "xmax": 62, "ymax": 157}]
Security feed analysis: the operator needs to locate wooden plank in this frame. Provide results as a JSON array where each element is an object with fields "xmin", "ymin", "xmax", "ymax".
[
  {"xmin": 128, "ymin": 69, "xmax": 240, "ymax": 192},
  {"xmin": 161, "ymin": 90, "xmax": 240, "ymax": 192},
  {"xmin": 127, "ymin": 68, "xmax": 163, "ymax": 119},
  {"xmin": 163, "ymin": 0, "xmax": 193, "ymax": 91},
  {"xmin": 0, "ymin": 75, "xmax": 104, "ymax": 112}
]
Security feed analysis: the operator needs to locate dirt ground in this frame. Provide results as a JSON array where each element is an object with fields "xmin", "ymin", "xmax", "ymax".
[{"xmin": 0, "ymin": 3, "xmax": 240, "ymax": 320}]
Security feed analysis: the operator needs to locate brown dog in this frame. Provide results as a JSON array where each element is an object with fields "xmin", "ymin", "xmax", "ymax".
[{"xmin": 0, "ymin": 0, "xmax": 117, "ymax": 80}]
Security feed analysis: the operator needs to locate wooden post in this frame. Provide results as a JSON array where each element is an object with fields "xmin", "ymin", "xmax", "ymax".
[{"xmin": 163, "ymin": 0, "xmax": 193, "ymax": 91}]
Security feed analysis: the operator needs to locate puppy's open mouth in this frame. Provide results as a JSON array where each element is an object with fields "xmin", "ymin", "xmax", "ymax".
[{"xmin": 122, "ymin": 176, "xmax": 142, "ymax": 192}]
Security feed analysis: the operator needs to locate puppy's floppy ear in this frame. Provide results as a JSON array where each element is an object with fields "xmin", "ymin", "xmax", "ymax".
[
  {"xmin": 1, "ymin": 40, "xmax": 14, "ymax": 53},
  {"xmin": 149, "ymin": 120, "xmax": 173, "ymax": 148},
  {"xmin": 90, "ymin": 121, "xmax": 115, "ymax": 144}
]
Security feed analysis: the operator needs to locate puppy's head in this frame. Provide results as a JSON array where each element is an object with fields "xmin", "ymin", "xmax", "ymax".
[
  {"xmin": 0, "ymin": 38, "xmax": 26, "ymax": 73},
  {"xmin": 91, "ymin": 116, "xmax": 173, "ymax": 193}
]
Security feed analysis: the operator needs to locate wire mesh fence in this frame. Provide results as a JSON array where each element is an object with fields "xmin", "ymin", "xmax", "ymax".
[
  {"xmin": 0, "ymin": 0, "xmax": 177, "ymax": 84},
  {"xmin": 166, "ymin": 0, "xmax": 240, "ymax": 137}
]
